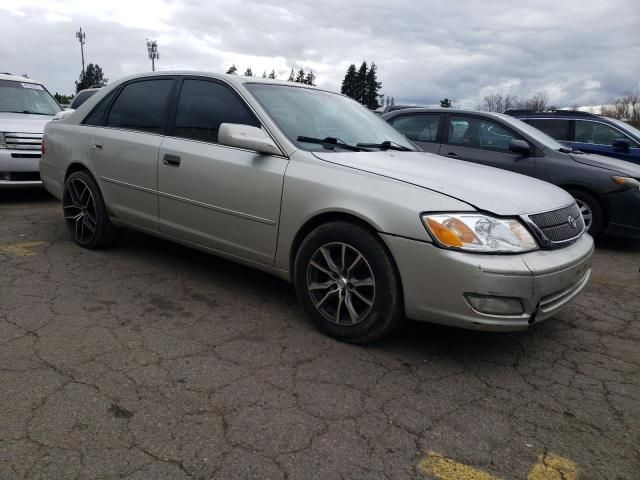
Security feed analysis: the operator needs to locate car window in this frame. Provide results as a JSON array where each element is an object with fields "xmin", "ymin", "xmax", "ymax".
[
  {"xmin": 106, "ymin": 79, "xmax": 173, "ymax": 134},
  {"xmin": 448, "ymin": 116, "xmax": 523, "ymax": 152},
  {"xmin": 70, "ymin": 90, "xmax": 98, "ymax": 109},
  {"xmin": 525, "ymin": 119, "xmax": 570, "ymax": 141},
  {"xmin": 83, "ymin": 89, "xmax": 118, "ymax": 126},
  {"xmin": 0, "ymin": 79, "xmax": 61, "ymax": 115},
  {"xmin": 173, "ymin": 79, "xmax": 259, "ymax": 143},
  {"xmin": 389, "ymin": 114, "xmax": 440, "ymax": 142},
  {"xmin": 575, "ymin": 120, "xmax": 637, "ymax": 146}
]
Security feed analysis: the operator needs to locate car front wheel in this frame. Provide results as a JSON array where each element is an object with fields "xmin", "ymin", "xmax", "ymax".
[{"xmin": 294, "ymin": 221, "xmax": 403, "ymax": 344}]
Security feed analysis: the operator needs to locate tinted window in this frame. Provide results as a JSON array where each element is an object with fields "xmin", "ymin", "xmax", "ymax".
[
  {"xmin": 389, "ymin": 114, "xmax": 440, "ymax": 142},
  {"xmin": 448, "ymin": 116, "xmax": 524, "ymax": 152},
  {"xmin": 173, "ymin": 80, "xmax": 259, "ymax": 143},
  {"xmin": 70, "ymin": 89, "xmax": 98, "ymax": 109},
  {"xmin": 83, "ymin": 89, "xmax": 118, "ymax": 126},
  {"xmin": 525, "ymin": 119, "xmax": 570, "ymax": 141},
  {"xmin": 575, "ymin": 120, "xmax": 635, "ymax": 146},
  {"xmin": 107, "ymin": 79, "xmax": 173, "ymax": 134}
]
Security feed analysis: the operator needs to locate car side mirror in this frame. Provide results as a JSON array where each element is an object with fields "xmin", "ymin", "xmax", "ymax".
[
  {"xmin": 612, "ymin": 139, "xmax": 630, "ymax": 152},
  {"xmin": 218, "ymin": 123, "xmax": 281, "ymax": 156},
  {"xmin": 51, "ymin": 109, "xmax": 75, "ymax": 121},
  {"xmin": 509, "ymin": 139, "xmax": 531, "ymax": 156}
]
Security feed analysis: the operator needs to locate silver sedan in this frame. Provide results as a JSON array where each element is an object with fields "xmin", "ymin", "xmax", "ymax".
[{"xmin": 40, "ymin": 72, "xmax": 593, "ymax": 343}]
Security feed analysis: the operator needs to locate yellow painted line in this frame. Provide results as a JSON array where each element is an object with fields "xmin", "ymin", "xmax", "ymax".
[
  {"xmin": 527, "ymin": 452, "xmax": 577, "ymax": 480},
  {"xmin": 418, "ymin": 451, "xmax": 498, "ymax": 480},
  {"xmin": 0, "ymin": 241, "xmax": 45, "ymax": 257},
  {"xmin": 419, "ymin": 451, "xmax": 578, "ymax": 480}
]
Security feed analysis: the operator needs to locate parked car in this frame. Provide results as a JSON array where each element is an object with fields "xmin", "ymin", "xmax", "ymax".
[
  {"xmin": 505, "ymin": 109, "xmax": 640, "ymax": 164},
  {"xmin": 383, "ymin": 108, "xmax": 640, "ymax": 238},
  {"xmin": 0, "ymin": 73, "xmax": 62, "ymax": 185},
  {"xmin": 69, "ymin": 87, "xmax": 101, "ymax": 110},
  {"xmin": 41, "ymin": 72, "xmax": 593, "ymax": 342}
]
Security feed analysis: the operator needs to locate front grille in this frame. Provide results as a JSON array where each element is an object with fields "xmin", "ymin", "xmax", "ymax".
[
  {"xmin": 5, "ymin": 132, "xmax": 43, "ymax": 151},
  {"xmin": 527, "ymin": 203, "xmax": 584, "ymax": 246}
]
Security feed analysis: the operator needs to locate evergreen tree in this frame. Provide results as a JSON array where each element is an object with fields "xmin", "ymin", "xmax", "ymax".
[
  {"xmin": 363, "ymin": 62, "xmax": 381, "ymax": 109},
  {"xmin": 341, "ymin": 64, "xmax": 358, "ymax": 99},
  {"xmin": 244, "ymin": 67, "xmax": 253, "ymax": 77},
  {"xmin": 305, "ymin": 70, "xmax": 316, "ymax": 86},
  {"xmin": 440, "ymin": 98, "xmax": 452, "ymax": 108},
  {"xmin": 295, "ymin": 68, "xmax": 306, "ymax": 83},
  {"xmin": 226, "ymin": 64, "xmax": 238, "ymax": 74},
  {"xmin": 288, "ymin": 69, "xmax": 295, "ymax": 82},
  {"xmin": 262, "ymin": 71, "xmax": 267, "ymax": 78},
  {"xmin": 75, "ymin": 64, "xmax": 108, "ymax": 93},
  {"xmin": 355, "ymin": 61, "xmax": 368, "ymax": 104},
  {"xmin": 268, "ymin": 70, "xmax": 276, "ymax": 79},
  {"xmin": 390, "ymin": 97, "xmax": 395, "ymax": 105}
]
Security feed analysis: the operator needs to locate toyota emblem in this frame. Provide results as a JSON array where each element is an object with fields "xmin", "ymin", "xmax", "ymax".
[{"xmin": 568, "ymin": 215, "xmax": 577, "ymax": 229}]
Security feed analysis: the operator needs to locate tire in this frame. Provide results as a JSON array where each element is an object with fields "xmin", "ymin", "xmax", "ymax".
[
  {"xmin": 63, "ymin": 170, "xmax": 116, "ymax": 249},
  {"xmin": 294, "ymin": 221, "xmax": 404, "ymax": 344},
  {"xmin": 567, "ymin": 189, "xmax": 604, "ymax": 236}
]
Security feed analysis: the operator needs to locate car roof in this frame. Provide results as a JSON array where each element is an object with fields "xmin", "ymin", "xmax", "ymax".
[
  {"xmin": 382, "ymin": 107, "xmax": 510, "ymax": 120},
  {"xmin": 0, "ymin": 73, "xmax": 45, "ymax": 85},
  {"xmin": 505, "ymin": 109, "xmax": 602, "ymax": 119}
]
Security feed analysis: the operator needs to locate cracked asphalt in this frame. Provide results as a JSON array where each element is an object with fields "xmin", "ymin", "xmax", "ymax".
[{"xmin": 1, "ymin": 188, "xmax": 639, "ymax": 480}]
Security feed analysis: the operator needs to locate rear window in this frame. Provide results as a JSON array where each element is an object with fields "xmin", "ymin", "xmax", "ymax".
[
  {"xmin": 106, "ymin": 79, "xmax": 173, "ymax": 134},
  {"xmin": 0, "ymin": 79, "xmax": 61, "ymax": 116},
  {"xmin": 70, "ymin": 89, "xmax": 98, "ymax": 109}
]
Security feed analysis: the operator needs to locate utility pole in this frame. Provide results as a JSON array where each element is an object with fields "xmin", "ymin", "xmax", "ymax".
[
  {"xmin": 75, "ymin": 27, "xmax": 86, "ymax": 73},
  {"xmin": 146, "ymin": 39, "xmax": 159, "ymax": 72}
]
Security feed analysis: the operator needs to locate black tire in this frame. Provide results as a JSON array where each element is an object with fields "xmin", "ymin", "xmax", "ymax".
[
  {"xmin": 294, "ymin": 221, "xmax": 404, "ymax": 344},
  {"xmin": 63, "ymin": 170, "xmax": 116, "ymax": 249},
  {"xmin": 567, "ymin": 189, "xmax": 604, "ymax": 237}
]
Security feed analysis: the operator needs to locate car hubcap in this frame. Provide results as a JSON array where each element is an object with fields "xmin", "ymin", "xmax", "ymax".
[
  {"xmin": 576, "ymin": 199, "xmax": 593, "ymax": 231},
  {"xmin": 306, "ymin": 242, "xmax": 375, "ymax": 326},
  {"xmin": 63, "ymin": 178, "xmax": 97, "ymax": 243}
]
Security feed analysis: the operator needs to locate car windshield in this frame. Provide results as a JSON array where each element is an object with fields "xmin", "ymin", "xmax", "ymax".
[
  {"xmin": 0, "ymin": 79, "xmax": 62, "ymax": 116},
  {"xmin": 497, "ymin": 113, "xmax": 567, "ymax": 151},
  {"xmin": 606, "ymin": 117, "xmax": 640, "ymax": 140},
  {"xmin": 245, "ymin": 83, "xmax": 417, "ymax": 152}
]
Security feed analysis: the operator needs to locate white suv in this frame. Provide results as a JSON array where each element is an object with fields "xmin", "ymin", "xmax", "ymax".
[{"xmin": 0, "ymin": 73, "xmax": 62, "ymax": 186}]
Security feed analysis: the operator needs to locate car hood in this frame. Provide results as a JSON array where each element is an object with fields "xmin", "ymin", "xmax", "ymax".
[
  {"xmin": 0, "ymin": 112, "xmax": 54, "ymax": 133},
  {"xmin": 312, "ymin": 151, "xmax": 574, "ymax": 216},
  {"xmin": 570, "ymin": 152, "xmax": 640, "ymax": 177}
]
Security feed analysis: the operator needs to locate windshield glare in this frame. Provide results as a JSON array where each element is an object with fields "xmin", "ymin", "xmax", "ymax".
[
  {"xmin": 0, "ymin": 80, "xmax": 62, "ymax": 116},
  {"xmin": 497, "ymin": 114, "xmax": 567, "ymax": 151},
  {"xmin": 246, "ymin": 83, "xmax": 416, "ymax": 152}
]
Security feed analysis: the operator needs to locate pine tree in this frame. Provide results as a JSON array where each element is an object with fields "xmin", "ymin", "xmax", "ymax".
[
  {"xmin": 305, "ymin": 70, "xmax": 316, "ymax": 86},
  {"xmin": 244, "ymin": 67, "xmax": 253, "ymax": 77},
  {"xmin": 268, "ymin": 70, "xmax": 276, "ymax": 79},
  {"xmin": 364, "ymin": 62, "xmax": 381, "ymax": 109},
  {"xmin": 226, "ymin": 65, "xmax": 238, "ymax": 75},
  {"xmin": 75, "ymin": 64, "xmax": 108, "ymax": 93},
  {"xmin": 262, "ymin": 71, "xmax": 267, "ymax": 78},
  {"xmin": 341, "ymin": 64, "xmax": 357, "ymax": 99},
  {"xmin": 440, "ymin": 98, "xmax": 452, "ymax": 108},
  {"xmin": 295, "ymin": 68, "xmax": 306, "ymax": 83},
  {"xmin": 355, "ymin": 61, "xmax": 368, "ymax": 104},
  {"xmin": 288, "ymin": 69, "xmax": 295, "ymax": 82}
]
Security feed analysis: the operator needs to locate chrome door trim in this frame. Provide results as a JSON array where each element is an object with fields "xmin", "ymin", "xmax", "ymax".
[{"xmin": 100, "ymin": 176, "xmax": 157, "ymax": 194}]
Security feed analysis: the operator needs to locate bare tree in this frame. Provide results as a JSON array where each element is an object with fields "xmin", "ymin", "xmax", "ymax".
[
  {"xmin": 481, "ymin": 93, "xmax": 520, "ymax": 113},
  {"xmin": 522, "ymin": 91, "xmax": 550, "ymax": 112},
  {"xmin": 601, "ymin": 89, "xmax": 640, "ymax": 128}
]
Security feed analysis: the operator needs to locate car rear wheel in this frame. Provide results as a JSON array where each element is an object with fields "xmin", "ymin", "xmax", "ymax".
[
  {"xmin": 294, "ymin": 221, "xmax": 403, "ymax": 344},
  {"xmin": 63, "ymin": 170, "xmax": 116, "ymax": 249},
  {"xmin": 568, "ymin": 189, "xmax": 604, "ymax": 236}
]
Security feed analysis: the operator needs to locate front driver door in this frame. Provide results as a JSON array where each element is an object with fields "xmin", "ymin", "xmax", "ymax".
[
  {"xmin": 573, "ymin": 119, "xmax": 640, "ymax": 163},
  {"xmin": 158, "ymin": 77, "xmax": 288, "ymax": 266},
  {"xmin": 440, "ymin": 115, "xmax": 535, "ymax": 176}
]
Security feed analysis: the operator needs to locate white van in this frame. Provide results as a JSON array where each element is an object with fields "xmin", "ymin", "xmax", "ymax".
[{"xmin": 0, "ymin": 73, "xmax": 62, "ymax": 186}]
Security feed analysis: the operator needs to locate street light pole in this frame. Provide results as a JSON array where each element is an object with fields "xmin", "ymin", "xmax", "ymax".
[
  {"xmin": 146, "ymin": 39, "xmax": 159, "ymax": 72},
  {"xmin": 75, "ymin": 27, "xmax": 86, "ymax": 73}
]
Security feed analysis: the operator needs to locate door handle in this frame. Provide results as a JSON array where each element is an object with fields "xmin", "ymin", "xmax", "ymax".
[
  {"xmin": 92, "ymin": 143, "xmax": 103, "ymax": 150},
  {"xmin": 163, "ymin": 154, "xmax": 181, "ymax": 167},
  {"xmin": 445, "ymin": 152, "xmax": 459, "ymax": 158}
]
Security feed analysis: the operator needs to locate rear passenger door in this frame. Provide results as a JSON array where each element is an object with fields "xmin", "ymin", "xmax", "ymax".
[
  {"xmin": 441, "ymin": 115, "xmax": 535, "ymax": 176},
  {"xmin": 85, "ymin": 77, "xmax": 175, "ymax": 231},
  {"xmin": 158, "ymin": 77, "xmax": 288, "ymax": 265},
  {"xmin": 386, "ymin": 113, "xmax": 441, "ymax": 154}
]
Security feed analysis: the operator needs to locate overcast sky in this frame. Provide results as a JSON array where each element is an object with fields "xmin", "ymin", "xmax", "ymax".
[{"xmin": 1, "ymin": 0, "xmax": 639, "ymax": 108}]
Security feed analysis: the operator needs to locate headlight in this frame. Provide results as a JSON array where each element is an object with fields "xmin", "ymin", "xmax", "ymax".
[
  {"xmin": 422, "ymin": 213, "xmax": 538, "ymax": 253},
  {"xmin": 0, "ymin": 132, "xmax": 6, "ymax": 149},
  {"xmin": 612, "ymin": 176, "xmax": 640, "ymax": 190}
]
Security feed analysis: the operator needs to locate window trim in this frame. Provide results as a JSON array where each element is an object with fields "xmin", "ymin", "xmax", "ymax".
[
  {"xmin": 443, "ymin": 113, "xmax": 533, "ymax": 155},
  {"xmin": 572, "ymin": 118, "xmax": 640, "ymax": 148},
  {"xmin": 388, "ymin": 112, "xmax": 443, "ymax": 144}
]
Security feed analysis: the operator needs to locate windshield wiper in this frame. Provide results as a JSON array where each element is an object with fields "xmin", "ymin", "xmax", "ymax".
[
  {"xmin": 297, "ymin": 136, "xmax": 369, "ymax": 152},
  {"xmin": 357, "ymin": 140, "xmax": 412, "ymax": 151},
  {"xmin": 1, "ymin": 110, "xmax": 52, "ymax": 116}
]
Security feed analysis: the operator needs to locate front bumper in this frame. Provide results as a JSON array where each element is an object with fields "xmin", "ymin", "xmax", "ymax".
[
  {"xmin": 382, "ymin": 233, "xmax": 594, "ymax": 331},
  {"xmin": 0, "ymin": 149, "xmax": 42, "ymax": 186},
  {"xmin": 605, "ymin": 188, "xmax": 640, "ymax": 239}
]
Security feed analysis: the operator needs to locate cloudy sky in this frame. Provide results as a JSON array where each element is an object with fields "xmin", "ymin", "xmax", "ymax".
[{"xmin": 1, "ymin": 0, "xmax": 639, "ymax": 108}]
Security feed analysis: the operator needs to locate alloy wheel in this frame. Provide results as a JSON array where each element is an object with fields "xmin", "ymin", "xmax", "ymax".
[
  {"xmin": 576, "ymin": 198, "xmax": 593, "ymax": 231},
  {"xmin": 63, "ymin": 178, "xmax": 98, "ymax": 243},
  {"xmin": 306, "ymin": 242, "xmax": 376, "ymax": 326}
]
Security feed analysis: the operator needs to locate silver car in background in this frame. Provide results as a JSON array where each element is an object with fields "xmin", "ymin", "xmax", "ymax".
[{"xmin": 40, "ymin": 72, "xmax": 593, "ymax": 343}]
